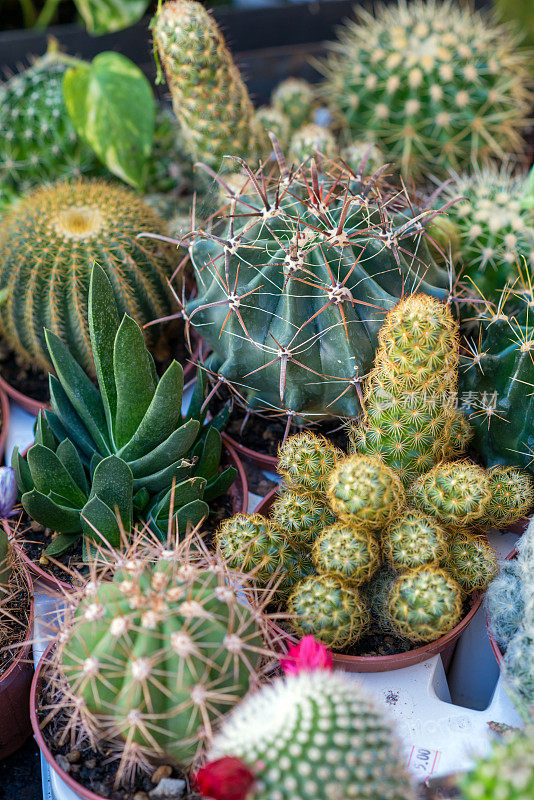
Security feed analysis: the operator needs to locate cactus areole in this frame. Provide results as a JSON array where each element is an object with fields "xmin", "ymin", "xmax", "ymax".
[{"xmin": 185, "ymin": 147, "xmax": 450, "ymax": 421}]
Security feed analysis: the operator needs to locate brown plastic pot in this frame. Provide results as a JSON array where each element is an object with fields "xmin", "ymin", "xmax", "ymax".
[
  {"xmin": 0, "ymin": 554, "xmax": 34, "ymax": 760},
  {"xmin": 0, "ymin": 385, "xmax": 10, "ymax": 461},
  {"xmin": 254, "ymin": 489, "xmax": 484, "ymax": 673}
]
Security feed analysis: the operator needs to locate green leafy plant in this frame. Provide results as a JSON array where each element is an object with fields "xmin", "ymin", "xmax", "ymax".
[
  {"xmin": 14, "ymin": 0, "xmax": 150, "ymax": 35},
  {"xmin": 12, "ymin": 264, "xmax": 236, "ymax": 559}
]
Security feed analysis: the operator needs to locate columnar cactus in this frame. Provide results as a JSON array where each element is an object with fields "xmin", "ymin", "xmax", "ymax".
[
  {"xmin": 0, "ymin": 179, "xmax": 174, "ymax": 375},
  {"xmin": 277, "ymin": 433, "xmax": 342, "ymax": 494},
  {"xmin": 271, "ymin": 490, "xmax": 336, "ymax": 547},
  {"xmin": 208, "ymin": 664, "xmax": 416, "ymax": 800},
  {"xmin": 445, "ymin": 533, "xmax": 499, "ymax": 593},
  {"xmin": 153, "ymin": 0, "xmax": 266, "ymax": 171},
  {"xmin": 386, "ymin": 566, "xmax": 464, "ymax": 643},
  {"xmin": 409, "ymin": 460, "xmax": 491, "ymax": 529},
  {"xmin": 287, "ymin": 574, "xmax": 369, "ymax": 648},
  {"xmin": 322, "ymin": 0, "xmax": 533, "ymax": 177},
  {"xmin": 326, "ymin": 454, "xmax": 405, "ymax": 530},
  {"xmin": 382, "ymin": 510, "xmax": 448, "ymax": 571},
  {"xmin": 271, "ymin": 78, "xmax": 315, "ymax": 132},
  {"xmin": 460, "ymin": 727, "xmax": 534, "ymax": 800},
  {"xmin": 312, "ymin": 523, "xmax": 381, "ymax": 585},
  {"xmin": 185, "ymin": 151, "xmax": 450, "ymax": 420},
  {"xmin": 349, "ymin": 294, "xmax": 465, "ymax": 485}
]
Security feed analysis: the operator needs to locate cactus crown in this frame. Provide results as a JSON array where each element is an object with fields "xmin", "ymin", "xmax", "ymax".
[
  {"xmin": 271, "ymin": 489, "xmax": 336, "ymax": 546},
  {"xmin": 185, "ymin": 148, "xmax": 450, "ymax": 422},
  {"xmin": 277, "ymin": 432, "xmax": 342, "ymax": 494},
  {"xmin": 445, "ymin": 533, "xmax": 499, "ymax": 593},
  {"xmin": 322, "ymin": 0, "xmax": 533, "ymax": 177},
  {"xmin": 312, "ymin": 522, "xmax": 381, "ymax": 585},
  {"xmin": 382, "ymin": 510, "xmax": 447, "ymax": 570},
  {"xmin": 409, "ymin": 460, "xmax": 491, "ymax": 529}
]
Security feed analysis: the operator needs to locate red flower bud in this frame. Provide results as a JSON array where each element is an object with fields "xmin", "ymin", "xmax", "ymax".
[
  {"xmin": 280, "ymin": 635, "xmax": 333, "ymax": 675},
  {"xmin": 195, "ymin": 756, "xmax": 256, "ymax": 800}
]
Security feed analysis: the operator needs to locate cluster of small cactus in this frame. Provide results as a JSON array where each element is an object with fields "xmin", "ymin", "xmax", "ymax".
[
  {"xmin": 460, "ymin": 726, "xmax": 534, "ymax": 800},
  {"xmin": 0, "ymin": 179, "xmax": 174, "ymax": 376},
  {"xmin": 322, "ymin": 0, "xmax": 534, "ymax": 178}
]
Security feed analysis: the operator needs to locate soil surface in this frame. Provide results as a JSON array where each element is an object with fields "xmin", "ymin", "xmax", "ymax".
[{"xmin": 0, "ymin": 563, "xmax": 32, "ymax": 678}]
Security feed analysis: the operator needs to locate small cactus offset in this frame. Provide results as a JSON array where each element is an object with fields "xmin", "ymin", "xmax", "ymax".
[
  {"xmin": 341, "ymin": 140, "xmax": 383, "ymax": 176},
  {"xmin": 271, "ymin": 490, "xmax": 336, "ymax": 548},
  {"xmin": 287, "ymin": 574, "xmax": 369, "ymax": 649},
  {"xmin": 255, "ymin": 106, "xmax": 291, "ymax": 149},
  {"xmin": 444, "ymin": 533, "xmax": 499, "ymax": 593},
  {"xmin": 480, "ymin": 466, "xmax": 534, "ymax": 528},
  {"xmin": 277, "ymin": 433, "xmax": 342, "ymax": 494},
  {"xmin": 386, "ymin": 566, "xmax": 464, "ymax": 643},
  {"xmin": 288, "ymin": 124, "xmax": 337, "ymax": 163},
  {"xmin": 0, "ymin": 179, "xmax": 174, "ymax": 376},
  {"xmin": 460, "ymin": 727, "xmax": 534, "ymax": 800},
  {"xmin": 322, "ymin": 0, "xmax": 533, "ymax": 177},
  {"xmin": 326, "ymin": 454, "xmax": 405, "ymax": 531},
  {"xmin": 271, "ymin": 77, "xmax": 315, "ymax": 133},
  {"xmin": 208, "ymin": 660, "xmax": 416, "ymax": 800},
  {"xmin": 312, "ymin": 523, "xmax": 381, "ymax": 586},
  {"xmin": 382, "ymin": 510, "xmax": 448, "ymax": 571},
  {"xmin": 153, "ymin": 0, "xmax": 266, "ymax": 171},
  {"xmin": 409, "ymin": 460, "xmax": 491, "ymax": 530},
  {"xmin": 216, "ymin": 514, "xmax": 314, "ymax": 598}
]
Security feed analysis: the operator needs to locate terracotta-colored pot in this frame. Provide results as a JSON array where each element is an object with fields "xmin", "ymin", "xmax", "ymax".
[
  {"xmin": 0, "ymin": 555, "xmax": 34, "ymax": 759},
  {"xmin": 222, "ymin": 431, "xmax": 279, "ymax": 471},
  {"xmin": 0, "ymin": 385, "xmax": 10, "ymax": 461},
  {"xmin": 487, "ymin": 547, "xmax": 518, "ymax": 668},
  {"xmin": 254, "ymin": 489, "xmax": 484, "ymax": 673}
]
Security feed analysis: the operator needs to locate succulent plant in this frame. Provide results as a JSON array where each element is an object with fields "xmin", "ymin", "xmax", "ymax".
[
  {"xmin": 386, "ymin": 566, "xmax": 464, "ymax": 643},
  {"xmin": 341, "ymin": 140, "xmax": 383, "ymax": 176},
  {"xmin": 271, "ymin": 78, "xmax": 315, "ymax": 133},
  {"xmin": 349, "ymin": 294, "xmax": 466, "ymax": 485},
  {"xmin": 445, "ymin": 533, "xmax": 499, "ymax": 593},
  {"xmin": 208, "ymin": 664, "xmax": 416, "ymax": 800},
  {"xmin": 480, "ymin": 465, "xmax": 534, "ymax": 529},
  {"xmin": 153, "ymin": 0, "xmax": 266, "ymax": 171},
  {"xmin": 382, "ymin": 510, "xmax": 448, "ymax": 571},
  {"xmin": 287, "ymin": 574, "xmax": 369, "ymax": 649},
  {"xmin": 0, "ymin": 179, "xmax": 174, "ymax": 376},
  {"xmin": 312, "ymin": 522, "xmax": 380, "ymax": 586},
  {"xmin": 277, "ymin": 433, "xmax": 342, "ymax": 494},
  {"xmin": 503, "ymin": 623, "xmax": 534, "ymax": 711},
  {"xmin": 216, "ymin": 514, "xmax": 314, "ymax": 599},
  {"xmin": 441, "ymin": 167, "xmax": 534, "ymax": 296},
  {"xmin": 460, "ymin": 726, "xmax": 534, "ymax": 800},
  {"xmin": 321, "ymin": 0, "xmax": 533, "ymax": 178},
  {"xmin": 255, "ymin": 107, "xmax": 291, "ymax": 149},
  {"xmin": 409, "ymin": 460, "xmax": 491, "ymax": 530},
  {"xmin": 289, "ymin": 124, "xmax": 337, "ymax": 163},
  {"xmin": 185, "ymin": 150, "xmax": 450, "ymax": 421},
  {"xmin": 12, "ymin": 264, "xmax": 235, "ymax": 558},
  {"xmin": 326, "ymin": 454, "xmax": 405, "ymax": 531},
  {"xmin": 58, "ymin": 536, "xmax": 275, "ymax": 769},
  {"xmin": 270, "ymin": 489, "xmax": 336, "ymax": 548},
  {"xmin": 486, "ymin": 562, "xmax": 524, "ymax": 651}
]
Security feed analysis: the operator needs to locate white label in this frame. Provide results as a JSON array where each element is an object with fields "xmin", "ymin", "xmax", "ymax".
[{"xmin": 406, "ymin": 745, "xmax": 440, "ymax": 780}]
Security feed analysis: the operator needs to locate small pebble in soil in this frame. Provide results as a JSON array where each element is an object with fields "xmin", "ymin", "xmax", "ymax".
[{"xmin": 149, "ymin": 778, "xmax": 186, "ymax": 799}]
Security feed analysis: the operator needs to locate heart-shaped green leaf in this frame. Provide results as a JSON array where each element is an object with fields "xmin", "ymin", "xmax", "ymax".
[{"xmin": 73, "ymin": 0, "xmax": 150, "ymax": 35}]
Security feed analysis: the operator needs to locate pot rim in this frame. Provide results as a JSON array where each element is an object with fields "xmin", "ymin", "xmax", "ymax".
[{"xmin": 0, "ymin": 385, "xmax": 10, "ymax": 460}]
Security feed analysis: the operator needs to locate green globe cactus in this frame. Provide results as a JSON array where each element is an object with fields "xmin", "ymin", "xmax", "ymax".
[
  {"xmin": 445, "ymin": 533, "xmax": 499, "ymax": 593},
  {"xmin": 409, "ymin": 460, "xmax": 491, "ymax": 530},
  {"xmin": 59, "ymin": 545, "xmax": 272, "ymax": 768},
  {"xmin": 277, "ymin": 432, "xmax": 342, "ymax": 494},
  {"xmin": 208, "ymin": 666, "xmax": 417, "ymax": 800},
  {"xmin": 289, "ymin": 124, "xmax": 337, "ymax": 163},
  {"xmin": 312, "ymin": 522, "xmax": 380, "ymax": 586},
  {"xmin": 271, "ymin": 77, "xmax": 315, "ymax": 133},
  {"xmin": 0, "ymin": 179, "xmax": 174, "ymax": 376},
  {"xmin": 460, "ymin": 727, "xmax": 534, "ymax": 800},
  {"xmin": 185, "ymin": 151, "xmax": 450, "ymax": 421},
  {"xmin": 153, "ymin": 0, "xmax": 266, "ymax": 171},
  {"xmin": 349, "ymin": 294, "xmax": 464, "ymax": 485},
  {"xmin": 287, "ymin": 574, "xmax": 369, "ymax": 649},
  {"xmin": 326, "ymin": 454, "xmax": 405, "ymax": 531},
  {"xmin": 382, "ymin": 510, "xmax": 448, "ymax": 571},
  {"xmin": 255, "ymin": 107, "xmax": 291, "ymax": 149},
  {"xmin": 386, "ymin": 566, "xmax": 464, "ymax": 643},
  {"xmin": 481, "ymin": 465, "xmax": 534, "ymax": 528},
  {"xmin": 216, "ymin": 514, "xmax": 314, "ymax": 598},
  {"xmin": 271, "ymin": 490, "xmax": 336, "ymax": 548},
  {"xmin": 341, "ymin": 140, "xmax": 383, "ymax": 176},
  {"xmin": 322, "ymin": 0, "xmax": 533, "ymax": 178}
]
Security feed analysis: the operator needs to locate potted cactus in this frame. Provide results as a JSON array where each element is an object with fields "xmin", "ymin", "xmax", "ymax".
[{"xmin": 0, "ymin": 468, "xmax": 34, "ymax": 760}]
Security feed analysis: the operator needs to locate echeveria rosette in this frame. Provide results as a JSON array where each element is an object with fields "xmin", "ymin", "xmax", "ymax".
[{"xmin": 12, "ymin": 264, "xmax": 236, "ymax": 559}]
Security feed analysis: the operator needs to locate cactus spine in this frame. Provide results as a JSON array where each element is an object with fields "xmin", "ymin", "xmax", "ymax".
[
  {"xmin": 277, "ymin": 433, "xmax": 342, "ymax": 494},
  {"xmin": 271, "ymin": 490, "xmax": 336, "ymax": 547},
  {"xmin": 445, "ymin": 533, "xmax": 499, "ymax": 593},
  {"xmin": 409, "ymin": 460, "xmax": 492, "ymax": 530},
  {"xmin": 382, "ymin": 510, "xmax": 448, "ymax": 571},
  {"xmin": 312, "ymin": 523, "xmax": 381, "ymax": 586}
]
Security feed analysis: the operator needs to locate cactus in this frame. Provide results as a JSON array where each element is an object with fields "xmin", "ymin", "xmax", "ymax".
[
  {"xmin": 486, "ymin": 562, "xmax": 523, "ymax": 650},
  {"xmin": 349, "ymin": 294, "xmax": 464, "ymax": 485},
  {"xmin": 0, "ymin": 179, "xmax": 174, "ymax": 376},
  {"xmin": 216, "ymin": 514, "xmax": 314, "ymax": 598},
  {"xmin": 289, "ymin": 124, "xmax": 337, "ymax": 163},
  {"xmin": 312, "ymin": 522, "xmax": 380, "ymax": 586},
  {"xmin": 208, "ymin": 666, "xmax": 416, "ymax": 800},
  {"xmin": 326, "ymin": 454, "xmax": 405, "ymax": 531},
  {"xmin": 255, "ymin": 107, "xmax": 291, "ymax": 150},
  {"xmin": 271, "ymin": 78, "xmax": 315, "ymax": 133},
  {"xmin": 321, "ymin": 0, "xmax": 533, "ymax": 178},
  {"xmin": 271, "ymin": 490, "xmax": 336, "ymax": 547},
  {"xmin": 382, "ymin": 510, "xmax": 448, "ymax": 571},
  {"xmin": 153, "ymin": 0, "xmax": 266, "ymax": 171},
  {"xmin": 58, "ymin": 539, "xmax": 274, "ymax": 769},
  {"xmin": 409, "ymin": 460, "xmax": 491, "ymax": 530},
  {"xmin": 341, "ymin": 140, "xmax": 383, "ymax": 176},
  {"xmin": 185, "ymin": 150, "xmax": 450, "ymax": 421},
  {"xmin": 441, "ymin": 167, "xmax": 534, "ymax": 296},
  {"xmin": 287, "ymin": 574, "xmax": 369, "ymax": 649},
  {"xmin": 445, "ymin": 533, "xmax": 499, "ymax": 593},
  {"xmin": 503, "ymin": 623, "xmax": 534, "ymax": 711},
  {"xmin": 386, "ymin": 566, "xmax": 464, "ymax": 643},
  {"xmin": 480, "ymin": 466, "xmax": 534, "ymax": 528},
  {"xmin": 460, "ymin": 726, "xmax": 534, "ymax": 800},
  {"xmin": 12, "ymin": 264, "xmax": 236, "ymax": 559},
  {"xmin": 277, "ymin": 433, "xmax": 342, "ymax": 494}
]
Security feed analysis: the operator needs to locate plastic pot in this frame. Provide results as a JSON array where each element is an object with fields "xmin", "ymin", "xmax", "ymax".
[
  {"xmin": 0, "ymin": 385, "xmax": 10, "ymax": 460},
  {"xmin": 254, "ymin": 489, "xmax": 484, "ymax": 673},
  {"xmin": 222, "ymin": 431, "xmax": 279, "ymax": 471},
  {"xmin": 0, "ymin": 554, "xmax": 34, "ymax": 759}
]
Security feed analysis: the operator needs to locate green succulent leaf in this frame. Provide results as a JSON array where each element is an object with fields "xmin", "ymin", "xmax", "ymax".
[
  {"xmin": 187, "ymin": 371, "xmax": 206, "ymax": 423},
  {"xmin": 27, "ymin": 445, "xmax": 88, "ymax": 508},
  {"xmin": 81, "ymin": 496, "xmax": 121, "ymax": 550},
  {"xmin": 194, "ymin": 427, "xmax": 222, "ymax": 481},
  {"xmin": 12, "ymin": 447, "xmax": 34, "ymax": 495},
  {"xmin": 174, "ymin": 499, "xmax": 209, "ymax": 535},
  {"xmin": 133, "ymin": 459, "xmax": 194, "ymax": 494},
  {"xmin": 88, "ymin": 264, "xmax": 120, "ymax": 431},
  {"xmin": 73, "ymin": 0, "xmax": 151, "ymax": 36},
  {"xmin": 22, "ymin": 490, "xmax": 82, "ymax": 535},
  {"xmin": 34, "ymin": 412, "xmax": 57, "ymax": 450},
  {"xmin": 113, "ymin": 315, "xmax": 157, "ymax": 449},
  {"xmin": 43, "ymin": 531, "xmax": 81, "ymax": 558},
  {"xmin": 152, "ymin": 477, "xmax": 207, "ymax": 525},
  {"xmin": 203, "ymin": 466, "xmax": 237, "ymax": 503},
  {"xmin": 127, "ymin": 419, "xmax": 200, "ymax": 480},
  {"xmin": 63, "ymin": 52, "xmax": 155, "ymax": 189},
  {"xmin": 90, "ymin": 456, "xmax": 133, "ymax": 533},
  {"xmin": 56, "ymin": 439, "xmax": 90, "ymax": 496}
]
